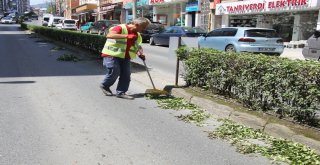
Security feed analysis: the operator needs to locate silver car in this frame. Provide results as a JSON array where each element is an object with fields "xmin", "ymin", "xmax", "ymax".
[
  {"xmin": 1, "ymin": 16, "xmax": 14, "ymax": 24},
  {"xmin": 198, "ymin": 27, "xmax": 284, "ymax": 55}
]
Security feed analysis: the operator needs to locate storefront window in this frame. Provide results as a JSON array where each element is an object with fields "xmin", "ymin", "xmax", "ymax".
[
  {"xmin": 300, "ymin": 11, "xmax": 318, "ymax": 40},
  {"xmin": 271, "ymin": 13, "xmax": 293, "ymax": 42},
  {"xmin": 226, "ymin": 10, "xmax": 318, "ymax": 41},
  {"xmin": 229, "ymin": 16, "xmax": 257, "ymax": 27},
  {"xmin": 158, "ymin": 15, "xmax": 167, "ymax": 24}
]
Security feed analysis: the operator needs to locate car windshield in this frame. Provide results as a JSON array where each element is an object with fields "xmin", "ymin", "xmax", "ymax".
[
  {"xmin": 245, "ymin": 29, "xmax": 280, "ymax": 38},
  {"xmin": 182, "ymin": 27, "xmax": 206, "ymax": 33},
  {"xmin": 64, "ymin": 20, "xmax": 75, "ymax": 24},
  {"xmin": 53, "ymin": 19, "xmax": 61, "ymax": 23},
  {"xmin": 43, "ymin": 17, "xmax": 49, "ymax": 21}
]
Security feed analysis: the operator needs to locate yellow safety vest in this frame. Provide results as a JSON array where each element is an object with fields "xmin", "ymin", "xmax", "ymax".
[{"xmin": 101, "ymin": 24, "xmax": 142, "ymax": 59}]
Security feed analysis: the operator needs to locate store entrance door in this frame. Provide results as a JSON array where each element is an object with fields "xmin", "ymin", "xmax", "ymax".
[
  {"xmin": 191, "ymin": 12, "xmax": 195, "ymax": 27},
  {"xmin": 272, "ymin": 16, "xmax": 294, "ymax": 42}
]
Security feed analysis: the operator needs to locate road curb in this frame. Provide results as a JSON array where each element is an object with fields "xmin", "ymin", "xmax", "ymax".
[{"xmin": 171, "ymin": 87, "xmax": 320, "ymax": 153}]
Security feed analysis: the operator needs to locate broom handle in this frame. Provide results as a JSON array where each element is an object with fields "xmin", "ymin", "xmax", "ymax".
[{"xmin": 143, "ymin": 60, "xmax": 156, "ymax": 89}]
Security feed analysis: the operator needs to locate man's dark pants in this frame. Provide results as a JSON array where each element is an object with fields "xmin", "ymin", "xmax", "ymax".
[{"xmin": 101, "ymin": 56, "xmax": 131, "ymax": 95}]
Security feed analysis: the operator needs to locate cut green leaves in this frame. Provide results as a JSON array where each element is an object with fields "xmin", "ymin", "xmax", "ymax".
[
  {"xmin": 147, "ymin": 96, "xmax": 198, "ymax": 110},
  {"xmin": 147, "ymin": 96, "xmax": 210, "ymax": 125},
  {"xmin": 57, "ymin": 54, "xmax": 80, "ymax": 62},
  {"xmin": 177, "ymin": 109, "xmax": 211, "ymax": 126},
  {"xmin": 51, "ymin": 46, "xmax": 66, "ymax": 51},
  {"xmin": 209, "ymin": 119, "xmax": 320, "ymax": 164}
]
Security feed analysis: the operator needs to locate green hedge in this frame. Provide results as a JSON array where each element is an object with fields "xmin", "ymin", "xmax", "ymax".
[
  {"xmin": 21, "ymin": 23, "xmax": 106, "ymax": 55},
  {"xmin": 177, "ymin": 48, "xmax": 320, "ymax": 125}
]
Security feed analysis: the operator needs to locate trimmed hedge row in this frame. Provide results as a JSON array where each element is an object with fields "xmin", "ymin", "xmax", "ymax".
[
  {"xmin": 176, "ymin": 48, "xmax": 320, "ymax": 125},
  {"xmin": 21, "ymin": 23, "xmax": 106, "ymax": 54}
]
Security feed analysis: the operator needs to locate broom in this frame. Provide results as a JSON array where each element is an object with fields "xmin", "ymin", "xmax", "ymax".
[{"xmin": 142, "ymin": 60, "xmax": 169, "ymax": 96}]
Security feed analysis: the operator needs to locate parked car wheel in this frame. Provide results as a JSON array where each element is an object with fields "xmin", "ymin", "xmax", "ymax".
[
  {"xmin": 150, "ymin": 37, "xmax": 155, "ymax": 45},
  {"xmin": 225, "ymin": 44, "xmax": 236, "ymax": 52}
]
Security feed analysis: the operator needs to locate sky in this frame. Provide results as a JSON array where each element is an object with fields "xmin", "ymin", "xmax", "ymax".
[{"xmin": 30, "ymin": 0, "xmax": 46, "ymax": 5}]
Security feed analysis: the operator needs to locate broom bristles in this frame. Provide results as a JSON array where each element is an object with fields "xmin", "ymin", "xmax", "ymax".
[{"xmin": 145, "ymin": 89, "xmax": 169, "ymax": 96}]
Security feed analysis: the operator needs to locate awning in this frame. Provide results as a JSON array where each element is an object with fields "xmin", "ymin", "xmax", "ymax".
[{"xmin": 74, "ymin": 3, "xmax": 97, "ymax": 13}]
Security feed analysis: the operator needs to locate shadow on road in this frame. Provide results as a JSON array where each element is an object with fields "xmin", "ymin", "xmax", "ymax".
[{"xmin": 0, "ymin": 32, "xmax": 147, "ymax": 78}]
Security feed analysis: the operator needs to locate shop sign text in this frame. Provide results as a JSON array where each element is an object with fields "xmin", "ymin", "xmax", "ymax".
[
  {"xmin": 216, "ymin": 0, "xmax": 314, "ymax": 15},
  {"xmin": 150, "ymin": 0, "xmax": 165, "ymax": 4},
  {"xmin": 149, "ymin": 0, "xmax": 186, "ymax": 5}
]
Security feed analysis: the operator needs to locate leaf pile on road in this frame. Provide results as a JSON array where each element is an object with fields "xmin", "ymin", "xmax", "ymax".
[
  {"xmin": 177, "ymin": 109, "xmax": 211, "ymax": 126},
  {"xmin": 57, "ymin": 54, "xmax": 80, "ymax": 62},
  {"xmin": 147, "ymin": 95, "xmax": 210, "ymax": 125},
  {"xmin": 209, "ymin": 119, "xmax": 320, "ymax": 165},
  {"xmin": 51, "ymin": 46, "xmax": 66, "ymax": 51}
]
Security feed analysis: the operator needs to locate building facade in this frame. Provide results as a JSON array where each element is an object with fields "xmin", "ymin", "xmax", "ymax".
[
  {"xmin": 0, "ymin": 0, "xmax": 30, "ymax": 14},
  {"xmin": 215, "ymin": 0, "xmax": 320, "ymax": 41},
  {"xmin": 149, "ymin": 0, "xmax": 186, "ymax": 26},
  {"xmin": 64, "ymin": 0, "xmax": 80, "ymax": 19}
]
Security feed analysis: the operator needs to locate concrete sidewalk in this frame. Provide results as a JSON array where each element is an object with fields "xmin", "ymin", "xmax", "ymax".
[{"xmin": 280, "ymin": 48, "xmax": 305, "ymax": 60}]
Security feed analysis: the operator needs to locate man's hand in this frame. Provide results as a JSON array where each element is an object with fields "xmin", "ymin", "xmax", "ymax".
[
  {"xmin": 137, "ymin": 46, "xmax": 145, "ymax": 60},
  {"xmin": 139, "ymin": 54, "xmax": 146, "ymax": 61},
  {"xmin": 137, "ymin": 46, "xmax": 143, "ymax": 55},
  {"xmin": 127, "ymin": 34, "xmax": 137, "ymax": 40}
]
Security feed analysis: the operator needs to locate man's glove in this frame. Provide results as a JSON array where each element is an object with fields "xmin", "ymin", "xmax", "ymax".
[
  {"xmin": 139, "ymin": 54, "xmax": 145, "ymax": 61},
  {"xmin": 127, "ymin": 34, "xmax": 137, "ymax": 40}
]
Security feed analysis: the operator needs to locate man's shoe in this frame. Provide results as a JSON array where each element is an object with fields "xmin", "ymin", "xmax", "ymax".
[
  {"xmin": 100, "ymin": 86, "xmax": 113, "ymax": 96},
  {"xmin": 116, "ymin": 93, "xmax": 134, "ymax": 100}
]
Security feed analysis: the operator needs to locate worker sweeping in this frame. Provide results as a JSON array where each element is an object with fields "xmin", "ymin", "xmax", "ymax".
[{"xmin": 100, "ymin": 17, "xmax": 150, "ymax": 100}]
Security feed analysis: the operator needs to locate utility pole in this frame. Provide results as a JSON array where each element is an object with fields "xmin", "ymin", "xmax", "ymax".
[
  {"xmin": 132, "ymin": 0, "xmax": 136, "ymax": 19},
  {"xmin": 97, "ymin": 0, "xmax": 100, "ymax": 21}
]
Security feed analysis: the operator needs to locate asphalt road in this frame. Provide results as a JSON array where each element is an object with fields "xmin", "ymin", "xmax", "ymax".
[{"xmin": 0, "ymin": 24, "xmax": 273, "ymax": 164}]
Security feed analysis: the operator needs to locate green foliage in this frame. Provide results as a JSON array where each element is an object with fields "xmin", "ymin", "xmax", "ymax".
[
  {"xmin": 147, "ymin": 95, "xmax": 210, "ymax": 125},
  {"xmin": 20, "ymin": 23, "xmax": 28, "ymax": 29},
  {"xmin": 57, "ymin": 54, "xmax": 80, "ymax": 62},
  {"xmin": 51, "ymin": 46, "xmax": 66, "ymax": 51},
  {"xmin": 22, "ymin": 24, "xmax": 106, "ymax": 55},
  {"xmin": 209, "ymin": 120, "xmax": 320, "ymax": 164},
  {"xmin": 47, "ymin": 4, "xmax": 56, "ymax": 14},
  {"xmin": 147, "ymin": 95, "xmax": 198, "ymax": 110},
  {"xmin": 177, "ymin": 109, "xmax": 211, "ymax": 126},
  {"xmin": 176, "ymin": 48, "xmax": 320, "ymax": 125}
]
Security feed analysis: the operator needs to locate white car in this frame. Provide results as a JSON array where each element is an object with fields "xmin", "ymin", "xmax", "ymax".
[
  {"xmin": 1, "ymin": 16, "xmax": 14, "ymax": 24},
  {"xmin": 302, "ymin": 30, "xmax": 320, "ymax": 61},
  {"xmin": 56, "ymin": 19, "xmax": 77, "ymax": 30},
  {"xmin": 42, "ymin": 14, "xmax": 52, "ymax": 26},
  {"xmin": 48, "ymin": 16, "xmax": 64, "ymax": 27}
]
